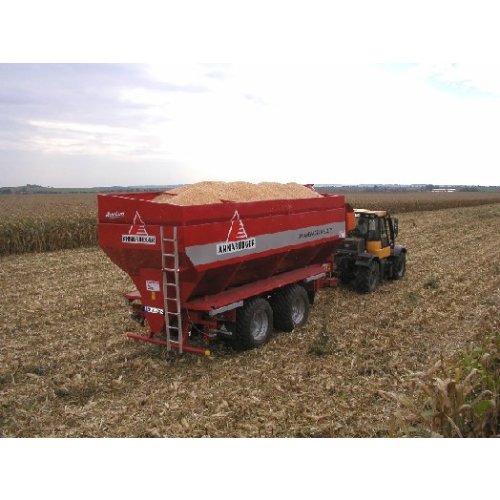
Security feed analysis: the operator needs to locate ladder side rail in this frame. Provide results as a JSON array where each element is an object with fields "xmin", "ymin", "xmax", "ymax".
[
  {"xmin": 173, "ymin": 227, "xmax": 183, "ymax": 354},
  {"xmin": 160, "ymin": 225, "xmax": 172, "ymax": 351},
  {"xmin": 161, "ymin": 225, "xmax": 183, "ymax": 354}
]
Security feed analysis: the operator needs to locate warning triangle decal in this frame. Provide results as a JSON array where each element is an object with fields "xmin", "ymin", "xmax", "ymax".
[
  {"xmin": 129, "ymin": 211, "xmax": 148, "ymax": 236},
  {"xmin": 226, "ymin": 210, "xmax": 248, "ymax": 242}
]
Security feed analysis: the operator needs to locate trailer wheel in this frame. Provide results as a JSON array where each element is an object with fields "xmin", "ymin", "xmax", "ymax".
[
  {"xmin": 355, "ymin": 261, "xmax": 380, "ymax": 293},
  {"xmin": 271, "ymin": 284, "xmax": 309, "ymax": 332},
  {"xmin": 390, "ymin": 252, "xmax": 406, "ymax": 280},
  {"xmin": 234, "ymin": 297, "xmax": 273, "ymax": 350}
]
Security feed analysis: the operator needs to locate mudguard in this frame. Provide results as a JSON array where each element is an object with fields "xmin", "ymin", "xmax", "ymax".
[
  {"xmin": 355, "ymin": 252, "xmax": 378, "ymax": 268},
  {"xmin": 392, "ymin": 245, "xmax": 407, "ymax": 257}
]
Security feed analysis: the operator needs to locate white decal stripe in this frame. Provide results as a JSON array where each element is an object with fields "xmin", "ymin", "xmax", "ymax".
[{"xmin": 185, "ymin": 222, "xmax": 345, "ymax": 267}]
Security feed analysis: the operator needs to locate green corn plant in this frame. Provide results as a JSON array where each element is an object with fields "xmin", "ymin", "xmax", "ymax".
[{"xmin": 389, "ymin": 336, "xmax": 500, "ymax": 437}]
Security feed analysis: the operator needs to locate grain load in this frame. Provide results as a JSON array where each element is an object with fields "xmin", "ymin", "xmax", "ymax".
[{"xmin": 153, "ymin": 181, "xmax": 321, "ymax": 205}]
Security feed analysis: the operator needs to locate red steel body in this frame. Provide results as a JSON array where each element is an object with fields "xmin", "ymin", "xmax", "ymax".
[{"xmin": 98, "ymin": 190, "xmax": 352, "ymax": 352}]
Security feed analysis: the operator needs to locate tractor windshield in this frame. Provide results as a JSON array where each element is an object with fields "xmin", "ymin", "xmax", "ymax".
[
  {"xmin": 355, "ymin": 216, "xmax": 369, "ymax": 236},
  {"xmin": 352, "ymin": 214, "xmax": 392, "ymax": 246},
  {"xmin": 352, "ymin": 214, "xmax": 378, "ymax": 240}
]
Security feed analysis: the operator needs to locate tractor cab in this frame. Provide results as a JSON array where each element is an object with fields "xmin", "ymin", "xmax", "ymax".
[{"xmin": 350, "ymin": 209, "xmax": 399, "ymax": 259}]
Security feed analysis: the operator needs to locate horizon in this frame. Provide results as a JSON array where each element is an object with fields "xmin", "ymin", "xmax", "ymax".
[{"xmin": 2, "ymin": 181, "xmax": 499, "ymax": 192}]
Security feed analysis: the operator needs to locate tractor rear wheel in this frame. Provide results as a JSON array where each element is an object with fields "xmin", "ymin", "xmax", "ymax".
[
  {"xmin": 271, "ymin": 284, "xmax": 310, "ymax": 332},
  {"xmin": 391, "ymin": 252, "xmax": 406, "ymax": 280},
  {"xmin": 355, "ymin": 261, "xmax": 380, "ymax": 293},
  {"xmin": 339, "ymin": 270, "xmax": 354, "ymax": 284},
  {"xmin": 234, "ymin": 297, "xmax": 273, "ymax": 350}
]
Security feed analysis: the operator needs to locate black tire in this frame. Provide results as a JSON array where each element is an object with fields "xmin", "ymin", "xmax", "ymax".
[
  {"xmin": 233, "ymin": 297, "xmax": 273, "ymax": 350},
  {"xmin": 339, "ymin": 270, "xmax": 354, "ymax": 285},
  {"xmin": 355, "ymin": 261, "xmax": 380, "ymax": 293},
  {"xmin": 271, "ymin": 284, "xmax": 310, "ymax": 332},
  {"xmin": 391, "ymin": 252, "xmax": 406, "ymax": 280}
]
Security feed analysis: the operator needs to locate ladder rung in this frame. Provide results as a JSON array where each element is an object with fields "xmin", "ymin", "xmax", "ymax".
[
  {"xmin": 164, "ymin": 282, "xmax": 178, "ymax": 288},
  {"xmin": 163, "ymin": 268, "xmax": 178, "ymax": 272},
  {"xmin": 163, "ymin": 238, "xmax": 176, "ymax": 243},
  {"xmin": 163, "ymin": 253, "xmax": 176, "ymax": 258}
]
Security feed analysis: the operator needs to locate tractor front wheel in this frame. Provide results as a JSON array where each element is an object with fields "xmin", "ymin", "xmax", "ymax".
[
  {"xmin": 355, "ymin": 261, "xmax": 380, "ymax": 293},
  {"xmin": 234, "ymin": 297, "xmax": 273, "ymax": 350},
  {"xmin": 391, "ymin": 252, "xmax": 406, "ymax": 280}
]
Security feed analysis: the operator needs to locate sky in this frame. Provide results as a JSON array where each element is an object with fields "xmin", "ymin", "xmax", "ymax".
[{"xmin": 1, "ymin": 63, "xmax": 500, "ymax": 188}]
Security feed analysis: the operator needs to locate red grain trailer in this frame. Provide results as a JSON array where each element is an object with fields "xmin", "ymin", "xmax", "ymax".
[{"xmin": 98, "ymin": 189, "xmax": 354, "ymax": 355}]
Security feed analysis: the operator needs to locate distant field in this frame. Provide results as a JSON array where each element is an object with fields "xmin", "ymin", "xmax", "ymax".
[
  {"xmin": 0, "ymin": 194, "xmax": 97, "ymax": 255},
  {"xmin": 1, "ymin": 190, "xmax": 500, "ymax": 255},
  {"xmin": 0, "ymin": 193, "xmax": 97, "ymax": 221},
  {"xmin": 343, "ymin": 191, "xmax": 500, "ymax": 213}
]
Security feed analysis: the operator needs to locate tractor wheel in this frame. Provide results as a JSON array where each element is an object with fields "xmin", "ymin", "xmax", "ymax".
[
  {"xmin": 355, "ymin": 261, "xmax": 380, "ymax": 293},
  {"xmin": 233, "ymin": 297, "xmax": 273, "ymax": 351},
  {"xmin": 391, "ymin": 252, "xmax": 406, "ymax": 280},
  {"xmin": 339, "ymin": 270, "xmax": 354, "ymax": 285},
  {"xmin": 271, "ymin": 284, "xmax": 310, "ymax": 332}
]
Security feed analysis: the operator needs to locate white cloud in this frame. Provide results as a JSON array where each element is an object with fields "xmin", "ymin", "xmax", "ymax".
[
  {"xmin": 26, "ymin": 120, "xmax": 152, "ymax": 156},
  {"xmin": 414, "ymin": 64, "xmax": 500, "ymax": 96},
  {"xmin": 118, "ymin": 63, "xmax": 500, "ymax": 185},
  {"xmin": 2, "ymin": 63, "xmax": 500, "ymax": 187}
]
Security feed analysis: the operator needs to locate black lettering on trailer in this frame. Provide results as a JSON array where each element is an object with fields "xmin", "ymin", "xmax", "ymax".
[
  {"xmin": 122, "ymin": 235, "xmax": 156, "ymax": 245},
  {"xmin": 216, "ymin": 238, "xmax": 256, "ymax": 256}
]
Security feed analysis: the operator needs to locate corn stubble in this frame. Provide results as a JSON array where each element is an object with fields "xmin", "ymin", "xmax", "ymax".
[
  {"xmin": 1, "ymin": 199, "xmax": 500, "ymax": 437},
  {"xmin": 0, "ymin": 201, "xmax": 500, "ymax": 437}
]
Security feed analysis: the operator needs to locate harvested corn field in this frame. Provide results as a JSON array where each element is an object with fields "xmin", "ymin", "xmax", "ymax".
[
  {"xmin": 153, "ymin": 181, "xmax": 321, "ymax": 205},
  {"xmin": 1, "ymin": 203, "xmax": 499, "ymax": 437}
]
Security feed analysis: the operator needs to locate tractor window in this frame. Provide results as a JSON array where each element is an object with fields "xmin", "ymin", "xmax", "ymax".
[
  {"xmin": 367, "ymin": 218, "xmax": 378, "ymax": 241},
  {"xmin": 356, "ymin": 217, "xmax": 368, "ymax": 236},
  {"xmin": 379, "ymin": 218, "xmax": 389, "ymax": 247}
]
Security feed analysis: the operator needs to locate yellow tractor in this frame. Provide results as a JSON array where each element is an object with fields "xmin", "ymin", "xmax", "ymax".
[{"xmin": 334, "ymin": 209, "xmax": 407, "ymax": 293}]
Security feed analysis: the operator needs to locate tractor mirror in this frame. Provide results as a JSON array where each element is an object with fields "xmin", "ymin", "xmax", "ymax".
[{"xmin": 393, "ymin": 217, "xmax": 399, "ymax": 237}]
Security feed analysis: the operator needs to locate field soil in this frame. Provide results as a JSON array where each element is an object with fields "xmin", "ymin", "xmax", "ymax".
[{"xmin": 1, "ymin": 204, "xmax": 499, "ymax": 437}]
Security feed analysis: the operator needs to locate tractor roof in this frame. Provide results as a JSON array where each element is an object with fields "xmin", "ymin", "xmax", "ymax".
[{"xmin": 354, "ymin": 209, "xmax": 389, "ymax": 217}]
